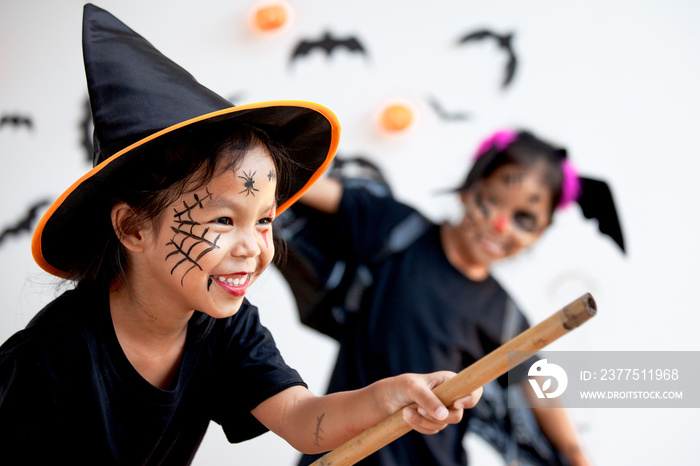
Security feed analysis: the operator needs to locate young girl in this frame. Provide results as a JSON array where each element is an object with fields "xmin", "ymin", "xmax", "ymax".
[
  {"xmin": 290, "ymin": 130, "xmax": 612, "ymax": 466},
  {"xmin": 0, "ymin": 5, "xmax": 480, "ymax": 464}
]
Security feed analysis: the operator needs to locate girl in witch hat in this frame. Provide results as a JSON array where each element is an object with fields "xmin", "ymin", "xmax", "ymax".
[
  {"xmin": 290, "ymin": 130, "xmax": 624, "ymax": 466},
  {"xmin": 0, "ymin": 4, "xmax": 481, "ymax": 464}
]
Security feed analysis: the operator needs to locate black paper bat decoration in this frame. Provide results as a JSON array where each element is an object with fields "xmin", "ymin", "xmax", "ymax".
[
  {"xmin": 226, "ymin": 93, "xmax": 245, "ymax": 106},
  {"xmin": 577, "ymin": 177, "xmax": 626, "ymax": 253},
  {"xmin": 80, "ymin": 98, "xmax": 95, "ymax": 164},
  {"xmin": 427, "ymin": 95, "xmax": 470, "ymax": 122},
  {"xmin": 0, "ymin": 199, "xmax": 51, "ymax": 247},
  {"xmin": 0, "ymin": 114, "xmax": 33, "ymax": 131},
  {"xmin": 290, "ymin": 31, "xmax": 367, "ymax": 64},
  {"xmin": 458, "ymin": 29, "xmax": 517, "ymax": 88}
]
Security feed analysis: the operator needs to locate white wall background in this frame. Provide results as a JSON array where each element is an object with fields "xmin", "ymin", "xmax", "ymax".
[{"xmin": 1, "ymin": 0, "xmax": 698, "ymax": 464}]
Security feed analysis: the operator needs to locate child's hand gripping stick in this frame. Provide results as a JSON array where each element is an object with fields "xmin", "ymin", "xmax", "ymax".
[{"xmin": 311, "ymin": 293, "xmax": 597, "ymax": 466}]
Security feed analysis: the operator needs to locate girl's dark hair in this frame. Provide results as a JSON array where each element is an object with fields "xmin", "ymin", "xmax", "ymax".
[
  {"xmin": 459, "ymin": 131, "xmax": 567, "ymax": 214},
  {"xmin": 73, "ymin": 122, "xmax": 292, "ymax": 287}
]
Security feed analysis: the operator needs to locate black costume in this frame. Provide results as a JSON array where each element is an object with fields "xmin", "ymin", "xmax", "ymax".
[
  {"xmin": 299, "ymin": 186, "xmax": 530, "ymax": 466},
  {"xmin": 0, "ymin": 282, "xmax": 305, "ymax": 465},
  {"xmin": 1, "ymin": 5, "xmax": 340, "ymax": 465}
]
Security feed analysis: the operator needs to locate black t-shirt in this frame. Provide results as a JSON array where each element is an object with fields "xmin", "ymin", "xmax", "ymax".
[
  {"xmin": 300, "ymin": 186, "xmax": 530, "ymax": 466},
  {"xmin": 0, "ymin": 281, "xmax": 305, "ymax": 465}
]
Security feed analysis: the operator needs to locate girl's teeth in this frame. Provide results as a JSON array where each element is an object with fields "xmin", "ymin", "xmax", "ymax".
[{"xmin": 216, "ymin": 276, "xmax": 247, "ymax": 287}]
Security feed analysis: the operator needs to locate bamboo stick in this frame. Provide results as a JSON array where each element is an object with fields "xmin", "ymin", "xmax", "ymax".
[{"xmin": 310, "ymin": 293, "xmax": 597, "ymax": 466}]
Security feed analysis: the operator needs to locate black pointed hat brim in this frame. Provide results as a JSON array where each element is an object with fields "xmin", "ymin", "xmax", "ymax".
[
  {"xmin": 31, "ymin": 4, "xmax": 340, "ymax": 278},
  {"xmin": 32, "ymin": 101, "xmax": 340, "ymax": 279}
]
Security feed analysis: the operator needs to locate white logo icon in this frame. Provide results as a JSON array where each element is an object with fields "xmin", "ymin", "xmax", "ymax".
[{"xmin": 528, "ymin": 359, "xmax": 568, "ymax": 399}]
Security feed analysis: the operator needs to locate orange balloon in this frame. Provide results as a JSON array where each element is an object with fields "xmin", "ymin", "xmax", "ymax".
[
  {"xmin": 252, "ymin": 4, "xmax": 288, "ymax": 32},
  {"xmin": 380, "ymin": 103, "xmax": 414, "ymax": 132}
]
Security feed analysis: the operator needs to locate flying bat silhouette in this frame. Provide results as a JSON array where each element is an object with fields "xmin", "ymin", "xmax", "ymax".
[
  {"xmin": 0, "ymin": 114, "xmax": 33, "ymax": 131},
  {"xmin": 427, "ymin": 95, "xmax": 470, "ymax": 122},
  {"xmin": 80, "ymin": 98, "xmax": 95, "ymax": 165},
  {"xmin": 577, "ymin": 177, "xmax": 626, "ymax": 253},
  {"xmin": 290, "ymin": 31, "xmax": 367, "ymax": 64},
  {"xmin": 458, "ymin": 29, "xmax": 517, "ymax": 89},
  {"xmin": 226, "ymin": 93, "xmax": 245, "ymax": 106},
  {"xmin": 0, "ymin": 199, "xmax": 51, "ymax": 247}
]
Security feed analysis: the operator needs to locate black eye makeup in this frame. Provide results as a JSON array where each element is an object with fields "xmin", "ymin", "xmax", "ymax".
[{"xmin": 513, "ymin": 211, "xmax": 538, "ymax": 232}]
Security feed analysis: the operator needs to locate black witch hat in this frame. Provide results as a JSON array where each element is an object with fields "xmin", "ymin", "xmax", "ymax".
[{"xmin": 32, "ymin": 4, "xmax": 340, "ymax": 278}]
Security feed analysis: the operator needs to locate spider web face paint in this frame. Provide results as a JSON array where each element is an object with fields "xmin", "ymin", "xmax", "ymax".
[
  {"xmin": 165, "ymin": 188, "xmax": 222, "ymax": 286},
  {"xmin": 474, "ymin": 189, "xmax": 491, "ymax": 220}
]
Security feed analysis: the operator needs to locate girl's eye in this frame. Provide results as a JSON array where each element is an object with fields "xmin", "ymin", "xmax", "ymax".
[
  {"xmin": 258, "ymin": 217, "xmax": 274, "ymax": 226},
  {"xmin": 215, "ymin": 217, "xmax": 233, "ymax": 225},
  {"xmin": 513, "ymin": 212, "xmax": 537, "ymax": 232}
]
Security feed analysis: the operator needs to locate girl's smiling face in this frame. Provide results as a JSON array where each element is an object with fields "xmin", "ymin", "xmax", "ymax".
[
  {"xmin": 458, "ymin": 163, "xmax": 553, "ymax": 267},
  {"xmin": 138, "ymin": 145, "xmax": 278, "ymax": 318}
]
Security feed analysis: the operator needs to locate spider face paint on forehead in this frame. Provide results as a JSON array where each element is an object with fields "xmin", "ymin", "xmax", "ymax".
[{"xmin": 239, "ymin": 170, "xmax": 259, "ymax": 196}]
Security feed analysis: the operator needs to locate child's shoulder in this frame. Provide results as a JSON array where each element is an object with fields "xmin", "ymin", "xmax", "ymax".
[
  {"xmin": 0, "ymin": 285, "xmax": 106, "ymax": 407},
  {"xmin": 30, "ymin": 283, "xmax": 100, "ymax": 328},
  {"xmin": 1, "ymin": 284, "xmax": 102, "ymax": 365}
]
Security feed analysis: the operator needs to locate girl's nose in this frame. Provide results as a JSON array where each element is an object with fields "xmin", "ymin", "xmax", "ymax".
[
  {"xmin": 494, "ymin": 215, "xmax": 510, "ymax": 233},
  {"xmin": 231, "ymin": 229, "xmax": 261, "ymax": 258}
]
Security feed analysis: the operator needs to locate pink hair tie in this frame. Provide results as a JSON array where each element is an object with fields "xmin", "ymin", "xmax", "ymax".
[
  {"xmin": 472, "ymin": 129, "xmax": 580, "ymax": 209},
  {"xmin": 473, "ymin": 129, "xmax": 518, "ymax": 160},
  {"xmin": 559, "ymin": 159, "xmax": 581, "ymax": 209}
]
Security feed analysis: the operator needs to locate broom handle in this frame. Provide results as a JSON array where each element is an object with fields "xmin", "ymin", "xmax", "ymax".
[{"xmin": 310, "ymin": 293, "xmax": 597, "ymax": 466}]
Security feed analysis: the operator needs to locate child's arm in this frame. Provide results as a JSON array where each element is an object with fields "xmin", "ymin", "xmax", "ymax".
[
  {"xmin": 299, "ymin": 176, "xmax": 344, "ymax": 214},
  {"xmin": 521, "ymin": 380, "xmax": 592, "ymax": 466},
  {"xmin": 251, "ymin": 371, "xmax": 482, "ymax": 454}
]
